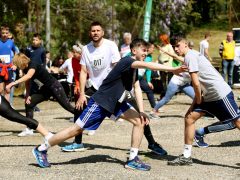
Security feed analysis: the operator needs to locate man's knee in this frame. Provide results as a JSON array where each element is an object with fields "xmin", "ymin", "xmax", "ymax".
[
  {"xmin": 132, "ymin": 117, "xmax": 145, "ymax": 127},
  {"xmin": 234, "ymin": 119, "xmax": 240, "ymax": 129},
  {"xmin": 184, "ymin": 116, "xmax": 197, "ymax": 126}
]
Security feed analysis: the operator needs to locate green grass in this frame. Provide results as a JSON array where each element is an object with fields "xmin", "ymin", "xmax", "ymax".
[{"xmin": 187, "ymin": 28, "xmax": 226, "ymax": 59}]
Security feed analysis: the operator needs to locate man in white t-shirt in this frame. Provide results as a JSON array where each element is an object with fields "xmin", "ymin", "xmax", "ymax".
[
  {"xmin": 199, "ymin": 32, "xmax": 211, "ymax": 60},
  {"xmin": 61, "ymin": 21, "xmax": 121, "ymax": 151},
  {"xmin": 62, "ymin": 22, "xmax": 168, "ymax": 156}
]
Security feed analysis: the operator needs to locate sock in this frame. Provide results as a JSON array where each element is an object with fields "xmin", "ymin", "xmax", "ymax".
[
  {"xmin": 38, "ymin": 140, "xmax": 51, "ymax": 151},
  {"xmin": 144, "ymin": 125, "xmax": 155, "ymax": 146},
  {"xmin": 196, "ymin": 128, "xmax": 205, "ymax": 136},
  {"xmin": 44, "ymin": 132, "xmax": 54, "ymax": 141},
  {"xmin": 129, "ymin": 147, "xmax": 139, "ymax": 160},
  {"xmin": 183, "ymin": 144, "xmax": 192, "ymax": 158}
]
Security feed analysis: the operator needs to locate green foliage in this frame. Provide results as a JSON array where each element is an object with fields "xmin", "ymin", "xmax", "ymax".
[{"xmin": 0, "ymin": 0, "xmax": 233, "ymax": 59}]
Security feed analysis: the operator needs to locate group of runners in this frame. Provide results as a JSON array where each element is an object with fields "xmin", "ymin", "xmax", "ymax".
[{"xmin": 0, "ymin": 21, "xmax": 240, "ymax": 171}]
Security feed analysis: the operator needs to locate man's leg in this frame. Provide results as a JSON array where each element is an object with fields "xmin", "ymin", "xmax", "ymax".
[
  {"xmin": 61, "ymin": 88, "xmax": 96, "ymax": 152},
  {"xmin": 33, "ymin": 124, "xmax": 83, "ymax": 167},
  {"xmin": 127, "ymin": 98, "xmax": 167, "ymax": 156},
  {"xmin": 139, "ymin": 79, "xmax": 156, "ymax": 108},
  {"xmin": 168, "ymin": 111, "xmax": 204, "ymax": 166},
  {"xmin": 120, "ymin": 108, "xmax": 151, "ymax": 171},
  {"xmin": 227, "ymin": 60, "xmax": 234, "ymax": 87},
  {"xmin": 221, "ymin": 59, "xmax": 228, "ymax": 83},
  {"xmin": 195, "ymin": 92, "xmax": 240, "ymax": 147}
]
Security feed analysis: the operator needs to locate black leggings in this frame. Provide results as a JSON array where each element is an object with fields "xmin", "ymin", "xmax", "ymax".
[
  {"xmin": 25, "ymin": 80, "xmax": 76, "ymax": 119},
  {"xmin": 0, "ymin": 96, "xmax": 39, "ymax": 129}
]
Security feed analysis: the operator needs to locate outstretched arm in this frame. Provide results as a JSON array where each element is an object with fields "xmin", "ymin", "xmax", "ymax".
[
  {"xmin": 6, "ymin": 69, "xmax": 35, "ymax": 91},
  {"xmin": 131, "ymin": 61, "xmax": 187, "ymax": 75},
  {"xmin": 157, "ymin": 45, "xmax": 184, "ymax": 63}
]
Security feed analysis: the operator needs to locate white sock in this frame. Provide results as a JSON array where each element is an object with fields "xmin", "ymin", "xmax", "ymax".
[
  {"xmin": 129, "ymin": 147, "xmax": 138, "ymax": 160},
  {"xmin": 38, "ymin": 140, "xmax": 51, "ymax": 151},
  {"xmin": 183, "ymin": 144, "xmax": 192, "ymax": 158},
  {"xmin": 44, "ymin": 132, "xmax": 54, "ymax": 141}
]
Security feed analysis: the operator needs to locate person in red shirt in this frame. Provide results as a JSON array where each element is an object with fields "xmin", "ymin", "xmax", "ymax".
[{"xmin": 72, "ymin": 44, "xmax": 83, "ymax": 102}]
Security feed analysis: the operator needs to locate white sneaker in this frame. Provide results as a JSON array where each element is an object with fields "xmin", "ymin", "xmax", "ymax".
[
  {"xmin": 69, "ymin": 117, "xmax": 74, "ymax": 122},
  {"xmin": 87, "ymin": 130, "xmax": 95, "ymax": 136},
  {"xmin": 117, "ymin": 118, "xmax": 124, "ymax": 122},
  {"xmin": 18, "ymin": 128, "xmax": 34, "ymax": 137}
]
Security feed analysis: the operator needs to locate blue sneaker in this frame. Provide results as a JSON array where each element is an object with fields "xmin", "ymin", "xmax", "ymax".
[
  {"xmin": 194, "ymin": 133, "xmax": 209, "ymax": 148},
  {"xmin": 125, "ymin": 156, "xmax": 151, "ymax": 171},
  {"xmin": 61, "ymin": 143, "xmax": 85, "ymax": 152},
  {"xmin": 148, "ymin": 143, "xmax": 167, "ymax": 156},
  {"xmin": 32, "ymin": 146, "xmax": 50, "ymax": 168}
]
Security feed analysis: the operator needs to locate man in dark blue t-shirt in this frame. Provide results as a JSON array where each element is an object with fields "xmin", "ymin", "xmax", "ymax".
[
  {"xmin": 32, "ymin": 39, "xmax": 186, "ymax": 171},
  {"xmin": 18, "ymin": 33, "xmax": 46, "ymax": 136}
]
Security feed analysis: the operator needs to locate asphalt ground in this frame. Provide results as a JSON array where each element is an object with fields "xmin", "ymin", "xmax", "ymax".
[{"xmin": 0, "ymin": 91, "xmax": 240, "ymax": 180}]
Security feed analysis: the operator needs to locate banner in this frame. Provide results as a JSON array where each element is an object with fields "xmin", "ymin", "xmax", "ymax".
[{"xmin": 143, "ymin": 0, "xmax": 153, "ymax": 42}]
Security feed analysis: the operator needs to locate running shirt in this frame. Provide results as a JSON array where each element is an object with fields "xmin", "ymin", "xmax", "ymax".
[
  {"xmin": 0, "ymin": 39, "xmax": 16, "ymax": 69},
  {"xmin": 80, "ymin": 38, "xmax": 121, "ymax": 90},
  {"xmin": 23, "ymin": 61, "xmax": 56, "ymax": 87},
  {"xmin": 120, "ymin": 43, "xmax": 131, "ymax": 58},
  {"xmin": 25, "ymin": 45, "xmax": 46, "ymax": 66},
  {"xmin": 184, "ymin": 49, "xmax": 231, "ymax": 102},
  {"xmin": 92, "ymin": 56, "xmax": 137, "ymax": 113}
]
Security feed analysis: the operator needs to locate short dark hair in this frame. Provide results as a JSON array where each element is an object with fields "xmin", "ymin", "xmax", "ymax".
[
  {"xmin": 147, "ymin": 41, "xmax": 155, "ymax": 48},
  {"xmin": 204, "ymin": 32, "xmax": 211, "ymax": 38},
  {"xmin": 90, "ymin": 21, "xmax": 103, "ymax": 30},
  {"xmin": 130, "ymin": 38, "xmax": 148, "ymax": 50},
  {"xmin": 1, "ymin": 25, "xmax": 9, "ymax": 31},
  {"xmin": 173, "ymin": 36, "xmax": 188, "ymax": 46},
  {"xmin": 33, "ymin": 33, "xmax": 42, "ymax": 40}
]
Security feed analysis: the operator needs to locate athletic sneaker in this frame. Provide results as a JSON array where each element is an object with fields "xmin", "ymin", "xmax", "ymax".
[
  {"xmin": 18, "ymin": 128, "xmax": 34, "ymax": 137},
  {"xmin": 69, "ymin": 117, "xmax": 74, "ymax": 122},
  {"xmin": 148, "ymin": 143, "xmax": 167, "ymax": 156},
  {"xmin": 194, "ymin": 133, "xmax": 209, "ymax": 148},
  {"xmin": 125, "ymin": 156, "xmax": 151, "ymax": 171},
  {"xmin": 32, "ymin": 146, "xmax": 50, "ymax": 168},
  {"xmin": 149, "ymin": 113, "xmax": 159, "ymax": 120},
  {"xmin": 61, "ymin": 143, "xmax": 85, "ymax": 152},
  {"xmin": 167, "ymin": 154, "xmax": 193, "ymax": 166},
  {"xmin": 34, "ymin": 106, "xmax": 41, "ymax": 112},
  {"xmin": 87, "ymin": 130, "xmax": 95, "ymax": 136}
]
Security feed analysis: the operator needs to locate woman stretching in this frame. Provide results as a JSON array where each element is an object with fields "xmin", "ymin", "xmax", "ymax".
[{"xmin": 6, "ymin": 53, "xmax": 78, "ymax": 136}]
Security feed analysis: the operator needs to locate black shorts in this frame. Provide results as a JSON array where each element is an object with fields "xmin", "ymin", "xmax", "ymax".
[
  {"xmin": 193, "ymin": 92, "xmax": 240, "ymax": 123},
  {"xmin": 0, "ymin": 69, "xmax": 14, "ymax": 83}
]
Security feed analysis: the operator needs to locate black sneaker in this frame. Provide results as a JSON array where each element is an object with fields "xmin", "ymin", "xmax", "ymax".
[
  {"xmin": 194, "ymin": 133, "xmax": 209, "ymax": 148},
  {"xmin": 167, "ymin": 154, "xmax": 193, "ymax": 166},
  {"xmin": 148, "ymin": 143, "xmax": 167, "ymax": 156}
]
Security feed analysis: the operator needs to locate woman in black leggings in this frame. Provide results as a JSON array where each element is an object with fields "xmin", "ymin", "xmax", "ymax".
[
  {"xmin": 0, "ymin": 95, "xmax": 51, "ymax": 139},
  {"xmin": 6, "ymin": 53, "xmax": 78, "ymax": 134}
]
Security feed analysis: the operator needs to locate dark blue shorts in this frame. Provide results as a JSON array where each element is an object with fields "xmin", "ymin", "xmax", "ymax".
[
  {"xmin": 0, "ymin": 69, "xmax": 14, "ymax": 83},
  {"xmin": 193, "ymin": 92, "xmax": 240, "ymax": 123},
  {"xmin": 76, "ymin": 98, "xmax": 131, "ymax": 130}
]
